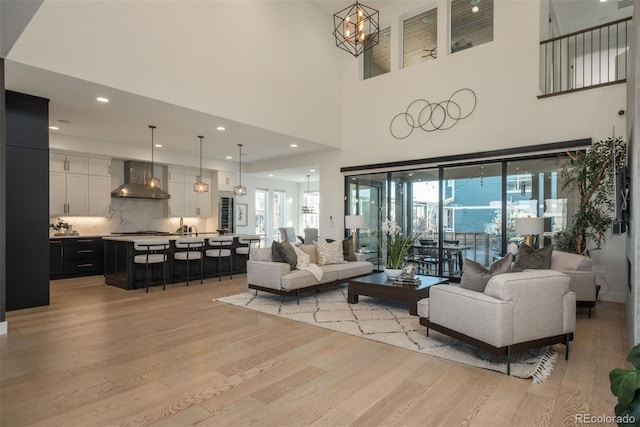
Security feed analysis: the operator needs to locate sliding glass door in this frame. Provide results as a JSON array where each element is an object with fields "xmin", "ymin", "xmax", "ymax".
[
  {"xmin": 344, "ymin": 153, "xmax": 574, "ymax": 280},
  {"xmin": 347, "ymin": 174, "xmax": 387, "ymax": 270}
]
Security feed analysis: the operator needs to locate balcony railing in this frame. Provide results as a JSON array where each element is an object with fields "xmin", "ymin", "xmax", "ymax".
[{"xmin": 539, "ymin": 17, "xmax": 631, "ymax": 98}]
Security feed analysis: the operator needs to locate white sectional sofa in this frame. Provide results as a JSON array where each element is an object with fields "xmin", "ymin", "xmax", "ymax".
[{"xmin": 247, "ymin": 244, "xmax": 373, "ymax": 301}]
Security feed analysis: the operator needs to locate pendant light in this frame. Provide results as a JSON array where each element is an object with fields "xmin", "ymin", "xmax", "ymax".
[
  {"xmin": 146, "ymin": 125, "xmax": 161, "ymax": 189},
  {"xmin": 233, "ymin": 143, "xmax": 247, "ymax": 196},
  {"xmin": 301, "ymin": 174, "xmax": 315, "ymax": 214},
  {"xmin": 193, "ymin": 135, "xmax": 209, "ymax": 193}
]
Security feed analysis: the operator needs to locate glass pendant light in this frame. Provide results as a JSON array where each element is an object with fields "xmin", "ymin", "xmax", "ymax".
[
  {"xmin": 233, "ymin": 143, "xmax": 247, "ymax": 196},
  {"xmin": 146, "ymin": 125, "xmax": 161, "ymax": 189},
  {"xmin": 193, "ymin": 135, "xmax": 209, "ymax": 193},
  {"xmin": 301, "ymin": 174, "xmax": 315, "ymax": 214}
]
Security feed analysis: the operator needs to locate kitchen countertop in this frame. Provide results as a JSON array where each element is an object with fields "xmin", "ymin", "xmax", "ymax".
[
  {"xmin": 50, "ymin": 234, "xmax": 109, "ymax": 239},
  {"xmin": 102, "ymin": 233, "xmax": 239, "ymax": 242}
]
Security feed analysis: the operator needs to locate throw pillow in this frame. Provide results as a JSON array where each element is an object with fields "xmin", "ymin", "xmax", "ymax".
[
  {"xmin": 317, "ymin": 240, "xmax": 346, "ymax": 265},
  {"xmin": 299, "ymin": 244, "xmax": 318, "ymax": 265},
  {"xmin": 292, "ymin": 244, "xmax": 311, "ymax": 269},
  {"xmin": 460, "ymin": 253, "xmax": 513, "ymax": 292},
  {"xmin": 271, "ymin": 240, "xmax": 297, "ymax": 270},
  {"xmin": 342, "ymin": 235, "xmax": 357, "ymax": 262},
  {"xmin": 512, "ymin": 244, "xmax": 553, "ymax": 272}
]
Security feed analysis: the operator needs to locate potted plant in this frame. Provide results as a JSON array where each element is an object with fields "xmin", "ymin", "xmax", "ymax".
[
  {"xmin": 609, "ymin": 344, "xmax": 640, "ymax": 426},
  {"xmin": 555, "ymin": 137, "xmax": 627, "ymax": 255},
  {"xmin": 373, "ymin": 219, "xmax": 420, "ymax": 278},
  {"xmin": 49, "ymin": 218, "xmax": 70, "ymax": 236}
]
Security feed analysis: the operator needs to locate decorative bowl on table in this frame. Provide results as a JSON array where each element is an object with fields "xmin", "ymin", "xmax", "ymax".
[{"xmin": 216, "ymin": 228, "xmax": 228, "ymax": 235}]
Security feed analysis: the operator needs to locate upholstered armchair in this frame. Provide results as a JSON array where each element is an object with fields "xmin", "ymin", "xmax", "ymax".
[
  {"xmin": 419, "ymin": 270, "xmax": 576, "ymax": 375},
  {"xmin": 550, "ymin": 251, "xmax": 597, "ymax": 317}
]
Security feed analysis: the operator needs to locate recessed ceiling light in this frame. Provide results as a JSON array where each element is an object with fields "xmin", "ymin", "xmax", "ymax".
[
  {"xmin": 472, "ymin": 6, "xmax": 479, "ymax": 12},
  {"xmin": 49, "ymin": 126, "xmax": 59, "ymax": 130},
  {"xmin": 217, "ymin": 126, "xmax": 226, "ymax": 131},
  {"xmin": 290, "ymin": 144, "xmax": 298, "ymax": 148},
  {"xmin": 600, "ymin": 0, "xmax": 607, "ymax": 2},
  {"xmin": 96, "ymin": 97, "xmax": 109, "ymax": 103},
  {"xmin": 226, "ymin": 156, "xmax": 232, "ymax": 160},
  {"xmin": 154, "ymin": 144, "xmax": 162, "ymax": 148},
  {"xmin": 310, "ymin": 169, "xmax": 316, "ymax": 172},
  {"xmin": 268, "ymin": 174, "xmax": 274, "ymax": 177}
]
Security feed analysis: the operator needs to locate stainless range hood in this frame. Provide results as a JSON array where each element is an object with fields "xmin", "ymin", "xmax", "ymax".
[{"xmin": 111, "ymin": 161, "xmax": 170, "ymax": 199}]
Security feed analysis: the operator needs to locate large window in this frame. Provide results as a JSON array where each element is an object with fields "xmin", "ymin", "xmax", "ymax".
[
  {"xmin": 255, "ymin": 189, "xmax": 268, "ymax": 236},
  {"xmin": 403, "ymin": 8, "xmax": 437, "ymax": 68},
  {"xmin": 450, "ymin": 0, "xmax": 493, "ymax": 53},
  {"xmin": 273, "ymin": 190, "xmax": 286, "ymax": 233},
  {"xmin": 363, "ymin": 26, "xmax": 391, "ymax": 80}
]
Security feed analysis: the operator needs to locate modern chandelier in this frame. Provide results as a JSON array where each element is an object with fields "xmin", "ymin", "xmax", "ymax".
[
  {"xmin": 233, "ymin": 143, "xmax": 247, "ymax": 196},
  {"xmin": 301, "ymin": 175, "xmax": 315, "ymax": 214},
  {"xmin": 333, "ymin": 1, "xmax": 380, "ymax": 57},
  {"xmin": 145, "ymin": 125, "xmax": 161, "ymax": 189},
  {"xmin": 193, "ymin": 135, "xmax": 209, "ymax": 194}
]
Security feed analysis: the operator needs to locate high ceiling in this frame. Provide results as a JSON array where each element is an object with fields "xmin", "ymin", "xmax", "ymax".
[{"xmin": 3, "ymin": 0, "xmax": 633, "ymax": 182}]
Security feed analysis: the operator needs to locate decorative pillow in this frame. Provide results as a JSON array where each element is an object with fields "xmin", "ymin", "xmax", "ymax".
[
  {"xmin": 292, "ymin": 244, "xmax": 311, "ymax": 269},
  {"xmin": 299, "ymin": 244, "xmax": 318, "ymax": 265},
  {"xmin": 460, "ymin": 253, "xmax": 512, "ymax": 292},
  {"xmin": 512, "ymin": 244, "xmax": 553, "ymax": 272},
  {"xmin": 271, "ymin": 241, "xmax": 297, "ymax": 270},
  {"xmin": 316, "ymin": 240, "xmax": 345, "ymax": 265},
  {"xmin": 342, "ymin": 235, "xmax": 357, "ymax": 262}
]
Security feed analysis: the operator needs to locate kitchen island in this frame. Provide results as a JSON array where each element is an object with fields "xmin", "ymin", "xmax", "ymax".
[{"xmin": 103, "ymin": 234, "xmax": 250, "ymax": 290}]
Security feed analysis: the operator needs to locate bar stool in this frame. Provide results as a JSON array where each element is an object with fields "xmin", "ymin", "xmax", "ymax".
[
  {"xmin": 235, "ymin": 234, "xmax": 261, "ymax": 271},
  {"xmin": 206, "ymin": 236, "xmax": 234, "ymax": 281},
  {"xmin": 173, "ymin": 237, "xmax": 205, "ymax": 285},
  {"xmin": 133, "ymin": 239, "xmax": 170, "ymax": 293}
]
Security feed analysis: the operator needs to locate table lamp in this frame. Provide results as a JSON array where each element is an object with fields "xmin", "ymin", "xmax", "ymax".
[
  {"xmin": 515, "ymin": 217, "xmax": 545, "ymax": 248},
  {"xmin": 345, "ymin": 215, "xmax": 365, "ymax": 253}
]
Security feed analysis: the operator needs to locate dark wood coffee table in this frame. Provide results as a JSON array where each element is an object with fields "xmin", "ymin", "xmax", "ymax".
[{"xmin": 348, "ymin": 273, "xmax": 449, "ymax": 315}]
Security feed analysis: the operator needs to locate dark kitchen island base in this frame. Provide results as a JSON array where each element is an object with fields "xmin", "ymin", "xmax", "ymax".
[{"xmin": 103, "ymin": 236, "xmax": 248, "ymax": 290}]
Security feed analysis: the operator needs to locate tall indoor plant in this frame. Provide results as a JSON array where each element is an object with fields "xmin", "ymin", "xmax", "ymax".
[{"xmin": 555, "ymin": 137, "xmax": 626, "ymax": 255}]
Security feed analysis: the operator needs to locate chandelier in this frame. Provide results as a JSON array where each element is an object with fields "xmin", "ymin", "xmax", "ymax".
[
  {"xmin": 193, "ymin": 135, "xmax": 209, "ymax": 194},
  {"xmin": 333, "ymin": 1, "xmax": 380, "ymax": 57},
  {"xmin": 301, "ymin": 175, "xmax": 315, "ymax": 214}
]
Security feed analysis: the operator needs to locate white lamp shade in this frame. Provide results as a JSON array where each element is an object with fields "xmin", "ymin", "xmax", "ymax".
[
  {"xmin": 345, "ymin": 215, "xmax": 365, "ymax": 229},
  {"xmin": 515, "ymin": 217, "xmax": 544, "ymax": 235}
]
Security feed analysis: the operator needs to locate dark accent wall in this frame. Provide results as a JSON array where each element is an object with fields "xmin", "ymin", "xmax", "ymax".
[
  {"xmin": 5, "ymin": 90, "xmax": 50, "ymax": 311},
  {"xmin": 1, "ymin": 59, "xmax": 6, "ymax": 322}
]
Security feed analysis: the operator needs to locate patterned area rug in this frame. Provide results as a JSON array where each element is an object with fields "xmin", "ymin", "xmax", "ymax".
[{"xmin": 216, "ymin": 285, "xmax": 558, "ymax": 383}]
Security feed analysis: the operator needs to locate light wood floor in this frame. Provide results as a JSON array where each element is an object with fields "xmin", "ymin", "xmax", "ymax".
[{"xmin": 0, "ymin": 275, "xmax": 629, "ymax": 427}]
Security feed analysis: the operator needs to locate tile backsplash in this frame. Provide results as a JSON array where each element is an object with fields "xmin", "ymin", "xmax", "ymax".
[{"xmin": 50, "ymin": 198, "xmax": 208, "ymax": 236}]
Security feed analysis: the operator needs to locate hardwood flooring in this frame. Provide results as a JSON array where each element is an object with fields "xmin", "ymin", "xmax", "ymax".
[{"xmin": 0, "ymin": 275, "xmax": 629, "ymax": 426}]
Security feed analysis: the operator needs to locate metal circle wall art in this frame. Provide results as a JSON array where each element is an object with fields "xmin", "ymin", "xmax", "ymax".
[{"xmin": 390, "ymin": 88, "xmax": 477, "ymax": 139}]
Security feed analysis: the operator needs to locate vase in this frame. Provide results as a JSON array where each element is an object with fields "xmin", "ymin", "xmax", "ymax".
[{"xmin": 384, "ymin": 268, "xmax": 403, "ymax": 279}]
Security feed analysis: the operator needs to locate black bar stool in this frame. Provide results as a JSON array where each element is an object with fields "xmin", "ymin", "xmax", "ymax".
[{"xmin": 173, "ymin": 237, "xmax": 205, "ymax": 285}]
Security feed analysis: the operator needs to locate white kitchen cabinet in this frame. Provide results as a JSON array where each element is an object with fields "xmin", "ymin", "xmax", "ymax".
[
  {"xmin": 218, "ymin": 171, "xmax": 236, "ymax": 192},
  {"xmin": 88, "ymin": 158, "xmax": 111, "ymax": 176},
  {"xmin": 49, "ymin": 152, "xmax": 111, "ymax": 216},
  {"xmin": 167, "ymin": 167, "xmax": 211, "ymax": 217},
  {"xmin": 168, "ymin": 166, "xmax": 185, "ymax": 183},
  {"xmin": 167, "ymin": 182, "xmax": 185, "ymax": 217},
  {"xmin": 88, "ymin": 175, "xmax": 111, "ymax": 216}
]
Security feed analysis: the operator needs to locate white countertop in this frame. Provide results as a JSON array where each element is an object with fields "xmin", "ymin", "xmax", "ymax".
[{"xmin": 102, "ymin": 233, "xmax": 239, "ymax": 242}]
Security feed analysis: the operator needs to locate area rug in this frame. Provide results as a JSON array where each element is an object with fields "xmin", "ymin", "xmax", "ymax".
[{"xmin": 216, "ymin": 285, "xmax": 558, "ymax": 383}]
